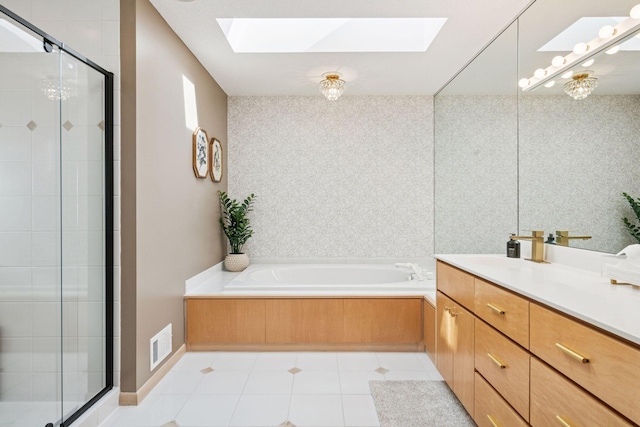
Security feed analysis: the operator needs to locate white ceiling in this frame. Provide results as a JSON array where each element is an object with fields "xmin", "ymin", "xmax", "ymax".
[{"xmin": 149, "ymin": 0, "xmax": 533, "ymax": 96}]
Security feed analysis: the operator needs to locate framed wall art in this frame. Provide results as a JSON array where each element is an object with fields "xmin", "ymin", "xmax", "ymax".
[
  {"xmin": 210, "ymin": 138, "xmax": 223, "ymax": 182},
  {"xmin": 192, "ymin": 127, "xmax": 209, "ymax": 179}
]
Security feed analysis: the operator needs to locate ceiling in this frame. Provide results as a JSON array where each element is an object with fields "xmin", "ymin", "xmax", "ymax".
[{"xmin": 148, "ymin": 0, "xmax": 533, "ymax": 96}]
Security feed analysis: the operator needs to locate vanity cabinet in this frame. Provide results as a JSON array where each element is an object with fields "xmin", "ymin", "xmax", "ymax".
[
  {"xmin": 436, "ymin": 290, "xmax": 475, "ymax": 415},
  {"xmin": 436, "ymin": 259, "xmax": 639, "ymax": 426}
]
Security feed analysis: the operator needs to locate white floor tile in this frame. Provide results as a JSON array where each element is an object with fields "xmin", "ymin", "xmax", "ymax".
[
  {"xmin": 339, "ymin": 371, "xmax": 385, "ymax": 394},
  {"xmin": 109, "ymin": 394, "xmax": 189, "ymax": 427},
  {"xmin": 253, "ymin": 353, "xmax": 297, "ymax": 371},
  {"xmin": 193, "ymin": 371, "xmax": 249, "ymax": 395},
  {"xmin": 243, "ymin": 370, "xmax": 294, "ymax": 395},
  {"xmin": 293, "ymin": 371, "xmax": 341, "ymax": 395},
  {"xmin": 212, "ymin": 353, "xmax": 258, "ymax": 371},
  {"xmin": 172, "ymin": 352, "xmax": 219, "ymax": 371},
  {"xmin": 375, "ymin": 353, "xmax": 424, "ymax": 371},
  {"xmin": 383, "ymin": 370, "xmax": 430, "ymax": 381},
  {"xmin": 337, "ymin": 353, "xmax": 380, "ymax": 371},
  {"xmin": 296, "ymin": 352, "xmax": 338, "ymax": 371},
  {"xmin": 428, "ymin": 370, "xmax": 445, "ymax": 381},
  {"xmin": 175, "ymin": 394, "xmax": 239, "ymax": 427},
  {"xmin": 151, "ymin": 371, "xmax": 204, "ymax": 395},
  {"xmin": 289, "ymin": 394, "xmax": 344, "ymax": 427},
  {"xmin": 229, "ymin": 395, "xmax": 290, "ymax": 426},
  {"xmin": 342, "ymin": 395, "xmax": 380, "ymax": 427}
]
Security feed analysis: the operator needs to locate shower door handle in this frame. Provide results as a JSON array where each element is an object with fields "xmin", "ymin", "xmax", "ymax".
[{"xmin": 45, "ymin": 424, "xmax": 54, "ymax": 427}]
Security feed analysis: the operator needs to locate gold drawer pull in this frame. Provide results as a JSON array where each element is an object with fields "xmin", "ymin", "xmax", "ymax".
[
  {"xmin": 444, "ymin": 306, "xmax": 452, "ymax": 312},
  {"xmin": 450, "ymin": 311, "xmax": 459, "ymax": 318},
  {"xmin": 487, "ymin": 353, "xmax": 506, "ymax": 369},
  {"xmin": 555, "ymin": 343, "xmax": 589, "ymax": 364},
  {"xmin": 486, "ymin": 303, "xmax": 505, "ymax": 315},
  {"xmin": 555, "ymin": 415, "xmax": 573, "ymax": 427},
  {"xmin": 487, "ymin": 415, "xmax": 502, "ymax": 427}
]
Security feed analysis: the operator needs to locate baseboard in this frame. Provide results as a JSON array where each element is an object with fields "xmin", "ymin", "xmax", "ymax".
[
  {"xmin": 119, "ymin": 344, "xmax": 186, "ymax": 406},
  {"xmin": 187, "ymin": 343, "xmax": 422, "ymax": 351}
]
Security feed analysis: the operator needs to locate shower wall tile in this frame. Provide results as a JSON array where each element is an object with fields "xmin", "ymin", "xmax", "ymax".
[
  {"xmin": 32, "ymin": 232, "xmax": 60, "ymax": 267},
  {"xmin": 31, "ymin": 0, "xmax": 67, "ymax": 21},
  {"xmin": 0, "ymin": 267, "xmax": 32, "ymax": 300},
  {"xmin": 0, "ymin": 92, "xmax": 32, "ymax": 126},
  {"xmin": 0, "ymin": 302, "xmax": 33, "ymax": 337},
  {"xmin": 0, "ymin": 232, "xmax": 32, "ymax": 266},
  {"xmin": 0, "ymin": 197, "xmax": 32, "ymax": 231},
  {"xmin": 0, "ymin": 127, "xmax": 32, "ymax": 161},
  {"xmin": 32, "ymin": 338, "xmax": 60, "ymax": 373},
  {"xmin": 0, "ymin": 373, "xmax": 32, "ymax": 401},
  {"xmin": 229, "ymin": 95, "xmax": 434, "ymax": 260},
  {"xmin": 31, "ymin": 126, "xmax": 58, "ymax": 162},
  {"xmin": 32, "ymin": 267, "xmax": 60, "ymax": 301},
  {"xmin": 32, "ymin": 302, "xmax": 61, "ymax": 337},
  {"xmin": 0, "ymin": 338, "xmax": 32, "ymax": 373},
  {"xmin": 0, "ymin": 162, "xmax": 32, "ymax": 196},
  {"xmin": 32, "ymin": 161, "xmax": 59, "ymax": 196},
  {"xmin": 32, "ymin": 92, "xmax": 58, "ymax": 127},
  {"xmin": 32, "ymin": 196, "xmax": 59, "ymax": 231}
]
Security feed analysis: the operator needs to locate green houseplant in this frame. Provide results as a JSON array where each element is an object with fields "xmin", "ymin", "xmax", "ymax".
[
  {"xmin": 218, "ymin": 191, "xmax": 256, "ymax": 271},
  {"xmin": 622, "ymin": 192, "xmax": 640, "ymax": 244}
]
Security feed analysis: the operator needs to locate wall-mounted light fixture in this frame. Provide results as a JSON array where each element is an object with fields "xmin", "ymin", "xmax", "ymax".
[{"xmin": 519, "ymin": 4, "xmax": 640, "ymax": 96}]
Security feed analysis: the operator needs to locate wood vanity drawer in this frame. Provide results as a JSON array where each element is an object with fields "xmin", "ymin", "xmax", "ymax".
[
  {"xmin": 474, "ymin": 372, "xmax": 528, "ymax": 427},
  {"xmin": 475, "ymin": 319, "xmax": 530, "ymax": 421},
  {"xmin": 437, "ymin": 261, "xmax": 475, "ymax": 311},
  {"xmin": 530, "ymin": 303, "xmax": 640, "ymax": 425},
  {"xmin": 474, "ymin": 278, "xmax": 529, "ymax": 348},
  {"xmin": 530, "ymin": 357, "xmax": 633, "ymax": 427}
]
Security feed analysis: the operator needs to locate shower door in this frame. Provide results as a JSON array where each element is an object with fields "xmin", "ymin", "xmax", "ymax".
[{"xmin": 0, "ymin": 7, "xmax": 113, "ymax": 427}]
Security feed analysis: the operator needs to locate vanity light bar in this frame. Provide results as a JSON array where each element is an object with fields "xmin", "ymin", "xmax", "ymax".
[{"xmin": 521, "ymin": 8, "xmax": 640, "ymax": 92}]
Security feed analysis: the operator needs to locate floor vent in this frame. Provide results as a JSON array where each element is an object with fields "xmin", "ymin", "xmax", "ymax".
[{"xmin": 150, "ymin": 323, "xmax": 172, "ymax": 370}]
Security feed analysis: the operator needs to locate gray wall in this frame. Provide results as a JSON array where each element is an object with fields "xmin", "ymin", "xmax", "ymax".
[
  {"xmin": 228, "ymin": 96, "xmax": 433, "ymax": 261},
  {"xmin": 120, "ymin": 0, "xmax": 228, "ymax": 392}
]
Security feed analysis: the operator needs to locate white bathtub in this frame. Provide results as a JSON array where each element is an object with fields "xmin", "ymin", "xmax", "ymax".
[{"xmin": 221, "ymin": 264, "xmax": 435, "ymax": 296}]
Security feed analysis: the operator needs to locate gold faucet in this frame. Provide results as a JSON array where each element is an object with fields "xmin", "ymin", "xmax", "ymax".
[
  {"xmin": 556, "ymin": 230, "xmax": 592, "ymax": 247},
  {"xmin": 510, "ymin": 230, "xmax": 547, "ymax": 263}
]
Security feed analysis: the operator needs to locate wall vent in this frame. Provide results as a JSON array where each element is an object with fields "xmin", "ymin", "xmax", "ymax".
[{"xmin": 150, "ymin": 323, "xmax": 172, "ymax": 370}]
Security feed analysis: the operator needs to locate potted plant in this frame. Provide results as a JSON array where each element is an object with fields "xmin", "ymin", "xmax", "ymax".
[
  {"xmin": 622, "ymin": 192, "xmax": 640, "ymax": 244},
  {"xmin": 218, "ymin": 191, "xmax": 256, "ymax": 271}
]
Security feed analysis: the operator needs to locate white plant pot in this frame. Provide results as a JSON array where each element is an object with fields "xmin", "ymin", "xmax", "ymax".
[{"xmin": 225, "ymin": 253, "xmax": 249, "ymax": 272}]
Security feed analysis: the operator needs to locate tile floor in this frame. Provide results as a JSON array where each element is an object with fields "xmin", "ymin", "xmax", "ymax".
[{"xmin": 99, "ymin": 351, "xmax": 443, "ymax": 427}]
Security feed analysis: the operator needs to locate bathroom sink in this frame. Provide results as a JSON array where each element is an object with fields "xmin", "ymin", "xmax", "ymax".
[{"xmin": 465, "ymin": 255, "xmax": 528, "ymax": 268}]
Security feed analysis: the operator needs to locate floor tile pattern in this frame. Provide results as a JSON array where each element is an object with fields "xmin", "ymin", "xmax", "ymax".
[{"xmin": 99, "ymin": 351, "xmax": 443, "ymax": 427}]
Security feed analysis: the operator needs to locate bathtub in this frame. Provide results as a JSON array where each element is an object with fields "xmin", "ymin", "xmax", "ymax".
[{"xmin": 221, "ymin": 264, "xmax": 435, "ymax": 296}]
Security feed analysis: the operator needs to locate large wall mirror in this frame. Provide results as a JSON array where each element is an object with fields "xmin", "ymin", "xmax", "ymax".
[{"xmin": 435, "ymin": 0, "xmax": 640, "ymax": 255}]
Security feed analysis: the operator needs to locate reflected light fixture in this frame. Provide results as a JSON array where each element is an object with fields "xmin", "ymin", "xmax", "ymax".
[
  {"xmin": 319, "ymin": 72, "xmax": 346, "ymax": 101},
  {"xmin": 606, "ymin": 45, "xmax": 620, "ymax": 54},
  {"xmin": 582, "ymin": 58, "xmax": 595, "ymax": 67},
  {"xmin": 564, "ymin": 73, "xmax": 598, "ymax": 100},
  {"xmin": 39, "ymin": 78, "xmax": 76, "ymax": 101}
]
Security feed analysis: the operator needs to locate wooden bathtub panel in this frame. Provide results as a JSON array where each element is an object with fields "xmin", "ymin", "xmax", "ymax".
[
  {"xmin": 265, "ymin": 299, "xmax": 344, "ymax": 343},
  {"xmin": 187, "ymin": 299, "xmax": 265, "ymax": 344},
  {"xmin": 343, "ymin": 298, "xmax": 422, "ymax": 343}
]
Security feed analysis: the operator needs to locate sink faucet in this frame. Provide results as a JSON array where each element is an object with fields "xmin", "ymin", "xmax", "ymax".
[
  {"xmin": 510, "ymin": 230, "xmax": 547, "ymax": 263},
  {"xmin": 555, "ymin": 230, "xmax": 592, "ymax": 247},
  {"xmin": 395, "ymin": 263, "xmax": 425, "ymax": 281}
]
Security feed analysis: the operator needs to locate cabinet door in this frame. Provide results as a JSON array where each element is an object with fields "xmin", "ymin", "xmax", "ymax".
[
  {"xmin": 186, "ymin": 299, "xmax": 266, "ymax": 346},
  {"xmin": 436, "ymin": 291, "xmax": 454, "ymax": 386},
  {"xmin": 343, "ymin": 298, "xmax": 422, "ymax": 344},
  {"xmin": 424, "ymin": 300, "xmax": 436, "ymax": 361},
  {"xmin": 265, "ymin": 299, "xmax": 344, "ymax": 343},
  {"xmin": 452, "ymin": 303, "xmax": 475, "ymax": 416}
]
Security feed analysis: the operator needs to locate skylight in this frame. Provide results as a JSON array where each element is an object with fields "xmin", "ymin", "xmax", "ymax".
[
  {"xmin": 216, "ymin": 18, "xmax": 447, "ymax": 53},
  {"xmin": 539, "ymin": 17, "xmax": 640, "ymax": 51}
]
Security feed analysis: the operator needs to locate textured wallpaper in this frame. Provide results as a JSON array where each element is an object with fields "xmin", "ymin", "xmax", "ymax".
[
  {"xmin": 434, "ymin": 95, "xmax": 519, "ymax": 254},
  {"xmin": 228, "ymin": 96, "xmax": 434, "ymax": 261},
  {"xmin": 519, "ymin": 95, "xmax": 640, "ymax": 254}
]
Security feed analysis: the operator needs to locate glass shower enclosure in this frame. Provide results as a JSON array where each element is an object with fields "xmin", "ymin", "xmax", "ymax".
[{"xmin": 0, "ymin": 6, "xmax": 113, "ymax": 427}]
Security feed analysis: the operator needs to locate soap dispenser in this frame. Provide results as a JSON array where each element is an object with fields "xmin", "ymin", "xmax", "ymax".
[{"xmin": 507, "ymin": 234, "xmax": 520, "ymax": 258}]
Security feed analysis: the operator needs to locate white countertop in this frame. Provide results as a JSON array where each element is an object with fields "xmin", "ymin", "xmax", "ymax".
[{"xmin": 435, "ymin": 254, "xmax": 640, "ymax": 346}]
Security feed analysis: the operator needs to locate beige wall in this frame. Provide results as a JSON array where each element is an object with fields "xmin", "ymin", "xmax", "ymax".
[{"xmin": 120, "ymin": 0, "xmax": 228, "ymax": 392}]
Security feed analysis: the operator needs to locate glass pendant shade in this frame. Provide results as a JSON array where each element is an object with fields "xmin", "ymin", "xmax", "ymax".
[
  {"xmin": 39, "ymin": 78, "xmax": 76, "ymax": 101},
  {"xmin": 319, "ymin": 73, "xmax": 346, "ymax": 101}
]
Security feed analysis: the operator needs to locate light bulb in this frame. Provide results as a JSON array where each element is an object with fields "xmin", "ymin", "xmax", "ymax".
[
  {"xmin": 534, "ymin": 68, "xmax": 546, "ymax": 78},
  {"xmin": 631, "ymin": 4, "xmax": 640, "ymax": 19},
  {"xmin": 544, "ymin": 81, "xmax": 556, "ymax": 88},
  {"xmin": 551, "ymin": 56, "xmax": 565, "ymax": 67},
  {"xmin": 518, "ymin": 78, "xmax": 530, "ymax": 88},
  {"xmin": 599, "ymin": 25, "xmax": 616, "ymax": 39},
  {"xmin": 582, "ymin": 59, "xmax": 595, "ymax": 67},
  {"xmin": 561, "ymin": 70, "xmax": 574, "ymax": 79},
  {"xmin": 606, "ymin": 45, "xmax": 620, "ymax": 55},
  {"xmin": 573, "ymin": 42, "xmax": 589, "ymax": 54}
]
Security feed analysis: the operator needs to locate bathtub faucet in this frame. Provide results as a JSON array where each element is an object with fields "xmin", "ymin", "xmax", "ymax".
[{"xmin": 395, "ymin": 263, "xmax": 425, "ymax": 281}]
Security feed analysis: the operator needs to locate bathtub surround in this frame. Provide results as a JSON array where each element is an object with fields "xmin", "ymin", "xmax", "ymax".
[
  {"xmin": 120, "ymin": 0, "xmax": 228, "ymax": 398},
  {"xmin": 228, "ymin": 95, "xmax": 434, "ymax": 261}
]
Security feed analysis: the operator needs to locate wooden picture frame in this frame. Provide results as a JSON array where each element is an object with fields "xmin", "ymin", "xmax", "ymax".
[
  {"xmin": 210, "ymin": 138, "xmax": 223, "ymax": 182},
  {"xmin": 192, "ymin": 127, "xmax": 209, "ymax": 179}
]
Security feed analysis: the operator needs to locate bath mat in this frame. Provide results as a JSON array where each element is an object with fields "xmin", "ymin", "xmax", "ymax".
[{"xmin": 369, "ymin": 380, "xmax": 476, "ymax": 427}]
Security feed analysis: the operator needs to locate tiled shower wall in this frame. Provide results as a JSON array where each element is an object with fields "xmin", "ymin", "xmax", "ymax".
[
  {"xmin": 228, "ymin": 96, "xmax": 434, "ymax": 261},
  {"xmin": 0, "ymin": 0, "xmax": 121, "ymax": 399}
]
